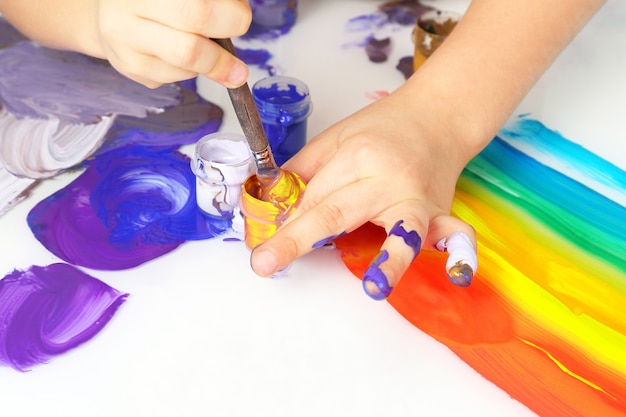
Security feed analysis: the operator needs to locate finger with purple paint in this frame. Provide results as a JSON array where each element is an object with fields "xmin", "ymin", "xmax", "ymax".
[
  {"xmin": 249, "ymin": 87, "xmax": 480, "ymax": 298},
  {"xmin": 362, "ymin": 220, "xmax": 423, "ymax": 300}
]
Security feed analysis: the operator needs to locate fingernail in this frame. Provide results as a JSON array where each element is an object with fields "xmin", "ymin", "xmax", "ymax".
[
  {"xmin": 226, "ymin": 62, "xmax": 248, "ymax": 87},
  {"xmin": 362, "ymin": 250, "xmax": 392, "ymax": 301},
  {"xmin": 447, "ymin": 261, "xmax": 473, "ymax": 287},
  {"xmin": 251, "ymin": 247, "xmax": 278, "ymax": 277},
  {"xmin": 439, "ymin": 232, "xmax": 477, "ymax": 287}
]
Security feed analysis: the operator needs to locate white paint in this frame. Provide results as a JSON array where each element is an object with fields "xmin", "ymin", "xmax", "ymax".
[
  {"xmin": 436, "ymin": 231, "xmax": 478, "ymax": 277},
  {"xmin": 191, "ymin": 132, "xmax": 255, "ymax": 218}
]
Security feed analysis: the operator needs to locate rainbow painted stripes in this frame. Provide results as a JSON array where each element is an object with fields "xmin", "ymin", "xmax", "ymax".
[{"xmin": 337, "ymin": 118, "xmax": 626, "ymax": 417}]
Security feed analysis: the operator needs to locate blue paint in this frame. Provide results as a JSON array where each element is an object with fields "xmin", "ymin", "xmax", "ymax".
[
  {"xmin": 388, "ymin": 220, "xmax": 421, "ymax": 260},
  {"xmin": 362, "ymin": 250, "xmax": 393, "ymax": 300},
  {"xmin": 235, "ymin": 47, "xmax": 276, "ymax": 76},
  {"xmin": 252, "ymin": 76, "xmax": 312, "ymax": 166}
]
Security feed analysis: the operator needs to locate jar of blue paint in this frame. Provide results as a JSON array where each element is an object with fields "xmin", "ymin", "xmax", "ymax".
[
  {"xmin": 252, "ymin": 75, "xmax": 312, "ymax": 166},
  {"xmin": 250, "ymin": 0, "xmax": 298, "ymax": 29}
]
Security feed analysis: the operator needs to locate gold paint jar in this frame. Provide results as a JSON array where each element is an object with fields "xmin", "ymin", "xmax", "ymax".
[
  {"xmin": 412, "ymin": 10, "xmax": 461, "ymax": 72},
  {"xmin": 240, "ymin": 169, "xmax": 306, "ymax": 249}
]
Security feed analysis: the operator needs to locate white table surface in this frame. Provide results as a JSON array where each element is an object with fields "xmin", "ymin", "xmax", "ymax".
[{"xmin": 0, "ymin": 1, "xmax": 624, "ymax": 416}]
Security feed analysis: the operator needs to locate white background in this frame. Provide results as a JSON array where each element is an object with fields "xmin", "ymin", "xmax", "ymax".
[{"xmin": 0, "ymin": 1, "xmax": 624, "ymax": 416}]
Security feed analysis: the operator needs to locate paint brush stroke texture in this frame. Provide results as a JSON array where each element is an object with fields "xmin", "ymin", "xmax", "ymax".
[
  {"xmin": 336, "ymin": 119, "xmax": 626, "ymax": 417},
  {"xmin": 0, "ymin": 41, "xmax": 180, "ymax": 179},
  {"xmin": 26, "ymin": 78, "xmax": 227, "ymax": 270},
  {"xmin": 0, "ymin": 263, "xmax": 128, "ymax": 371},
  {"xmin": 28, "ymin": 146, "xmax": 231, "ymax": 271}
]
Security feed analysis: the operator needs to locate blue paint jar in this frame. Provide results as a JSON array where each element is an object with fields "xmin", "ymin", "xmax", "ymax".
[
  {"xmin": 250, "ymin": 0, "xmax": 298, "ymax": 29},
  {"xmin": 252, "ymin": 76, "xmax": 312, "ymax": 166}
]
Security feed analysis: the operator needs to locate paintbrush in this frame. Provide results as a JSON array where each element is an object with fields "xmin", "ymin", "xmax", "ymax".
[{"xmin": 212, "ymin": 38, "xmax": 279, "ymax": 180}]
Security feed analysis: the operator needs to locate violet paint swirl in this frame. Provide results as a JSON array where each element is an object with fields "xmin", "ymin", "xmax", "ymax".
[
  {"xmin": 28, "ymin": 146, "xmax": 231, "ymax": 270},
  {"xmin": 0, "ymin": 263, "xmax": 128, "ymax": 371}
]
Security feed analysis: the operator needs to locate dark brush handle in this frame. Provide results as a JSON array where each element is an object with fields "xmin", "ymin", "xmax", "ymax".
[{"xmin": 212, "ymin": 38, "xmax": 270, "ymax": 154}]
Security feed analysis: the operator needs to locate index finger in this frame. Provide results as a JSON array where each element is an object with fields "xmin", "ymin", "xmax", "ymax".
[{"xmin": 141, "ymin": 0, "xmax": 252, "ymax": 38}]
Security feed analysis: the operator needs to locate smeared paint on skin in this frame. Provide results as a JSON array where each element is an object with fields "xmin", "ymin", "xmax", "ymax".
[
  {"xmin": 337, "ymin": 119, "xmax": 626, "ymax": 416},
  {"xmin": 435, "ymin": 232, "xmax": 477, "ymax": 287},
  {"xmin": 388, "ymin": 220, "xmax": 422, "ymax": 260},
  {"xmin": 362, "ymin": 250, "xmax": 393, "ymax": 300},
  {"xmin": 312, "ymin": 232, "xmax": 347, "ymax": 249},
  {"xmin": 28, "ymin": 146, "xmax": 230, "ymax": 270},
  {"xmin": 0, "ymin": 263, "xmax": 128, "ymax": 371}
]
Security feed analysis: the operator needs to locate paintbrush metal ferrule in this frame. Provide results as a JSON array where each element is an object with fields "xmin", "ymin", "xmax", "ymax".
[{"xmin": 253, "ymin": 146, "xmax": 279, "ymax": 177}]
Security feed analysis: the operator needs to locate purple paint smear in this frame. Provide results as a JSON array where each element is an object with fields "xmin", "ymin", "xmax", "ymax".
[
  {"xmin": 345, "ymin": 1, "xmax": 433, "ymax": 63},
  {"xmin": 25, "ymin": 78, "xmax": 228, "ymax": 270},
  {"xmin": 0, "ymin": 17, "xmax": 27, "ymax": 48},
  {"xmin": 28, "ymin": 146, "xmax": 230, "ymax": 270},
  {"xmin": 95, "ymin": 79, "xmax": 223, "ymax": 154},
  {"xmin": 0, "ymin": 42, "xmax": 179, "ymax": 123},
  {"xmin": 388, "ymin": 220, "xmax": 421, "ymax": 259},
  {"xmin": 396, "ymin": 56, "xmax": 414, "ymax": 79},
  {"xmin": 365, "ymin": 37, "xmax": 392, "ymax": 63},
  {"xmin": 362, "ymin": 250, "xmax": 393, "ymax": 300},
  {"xmin": 0, "ymin": 263, "xmax": 128, "ymax": 371},
  {"xmin": 379, "ymin": 0, "xmax": 433, "ymax": 26}
]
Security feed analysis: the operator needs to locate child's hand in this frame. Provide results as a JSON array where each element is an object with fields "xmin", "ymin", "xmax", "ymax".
[
  {"xmin": 249, "ymin": 87, "xmax": 478, "ymax": 299},
  {"xmin": 95, "ymin": 0, "xmax": 251, "ymax": 88}
]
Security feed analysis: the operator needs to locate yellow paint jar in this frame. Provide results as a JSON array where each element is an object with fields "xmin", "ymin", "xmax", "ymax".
[
  {"xmin": 240, "ymin": 169, "xmax": 306, "ymax": 249},
  {"xmin": 412, "ymin": 10, "xmax": 461, "ymax": 72}
]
